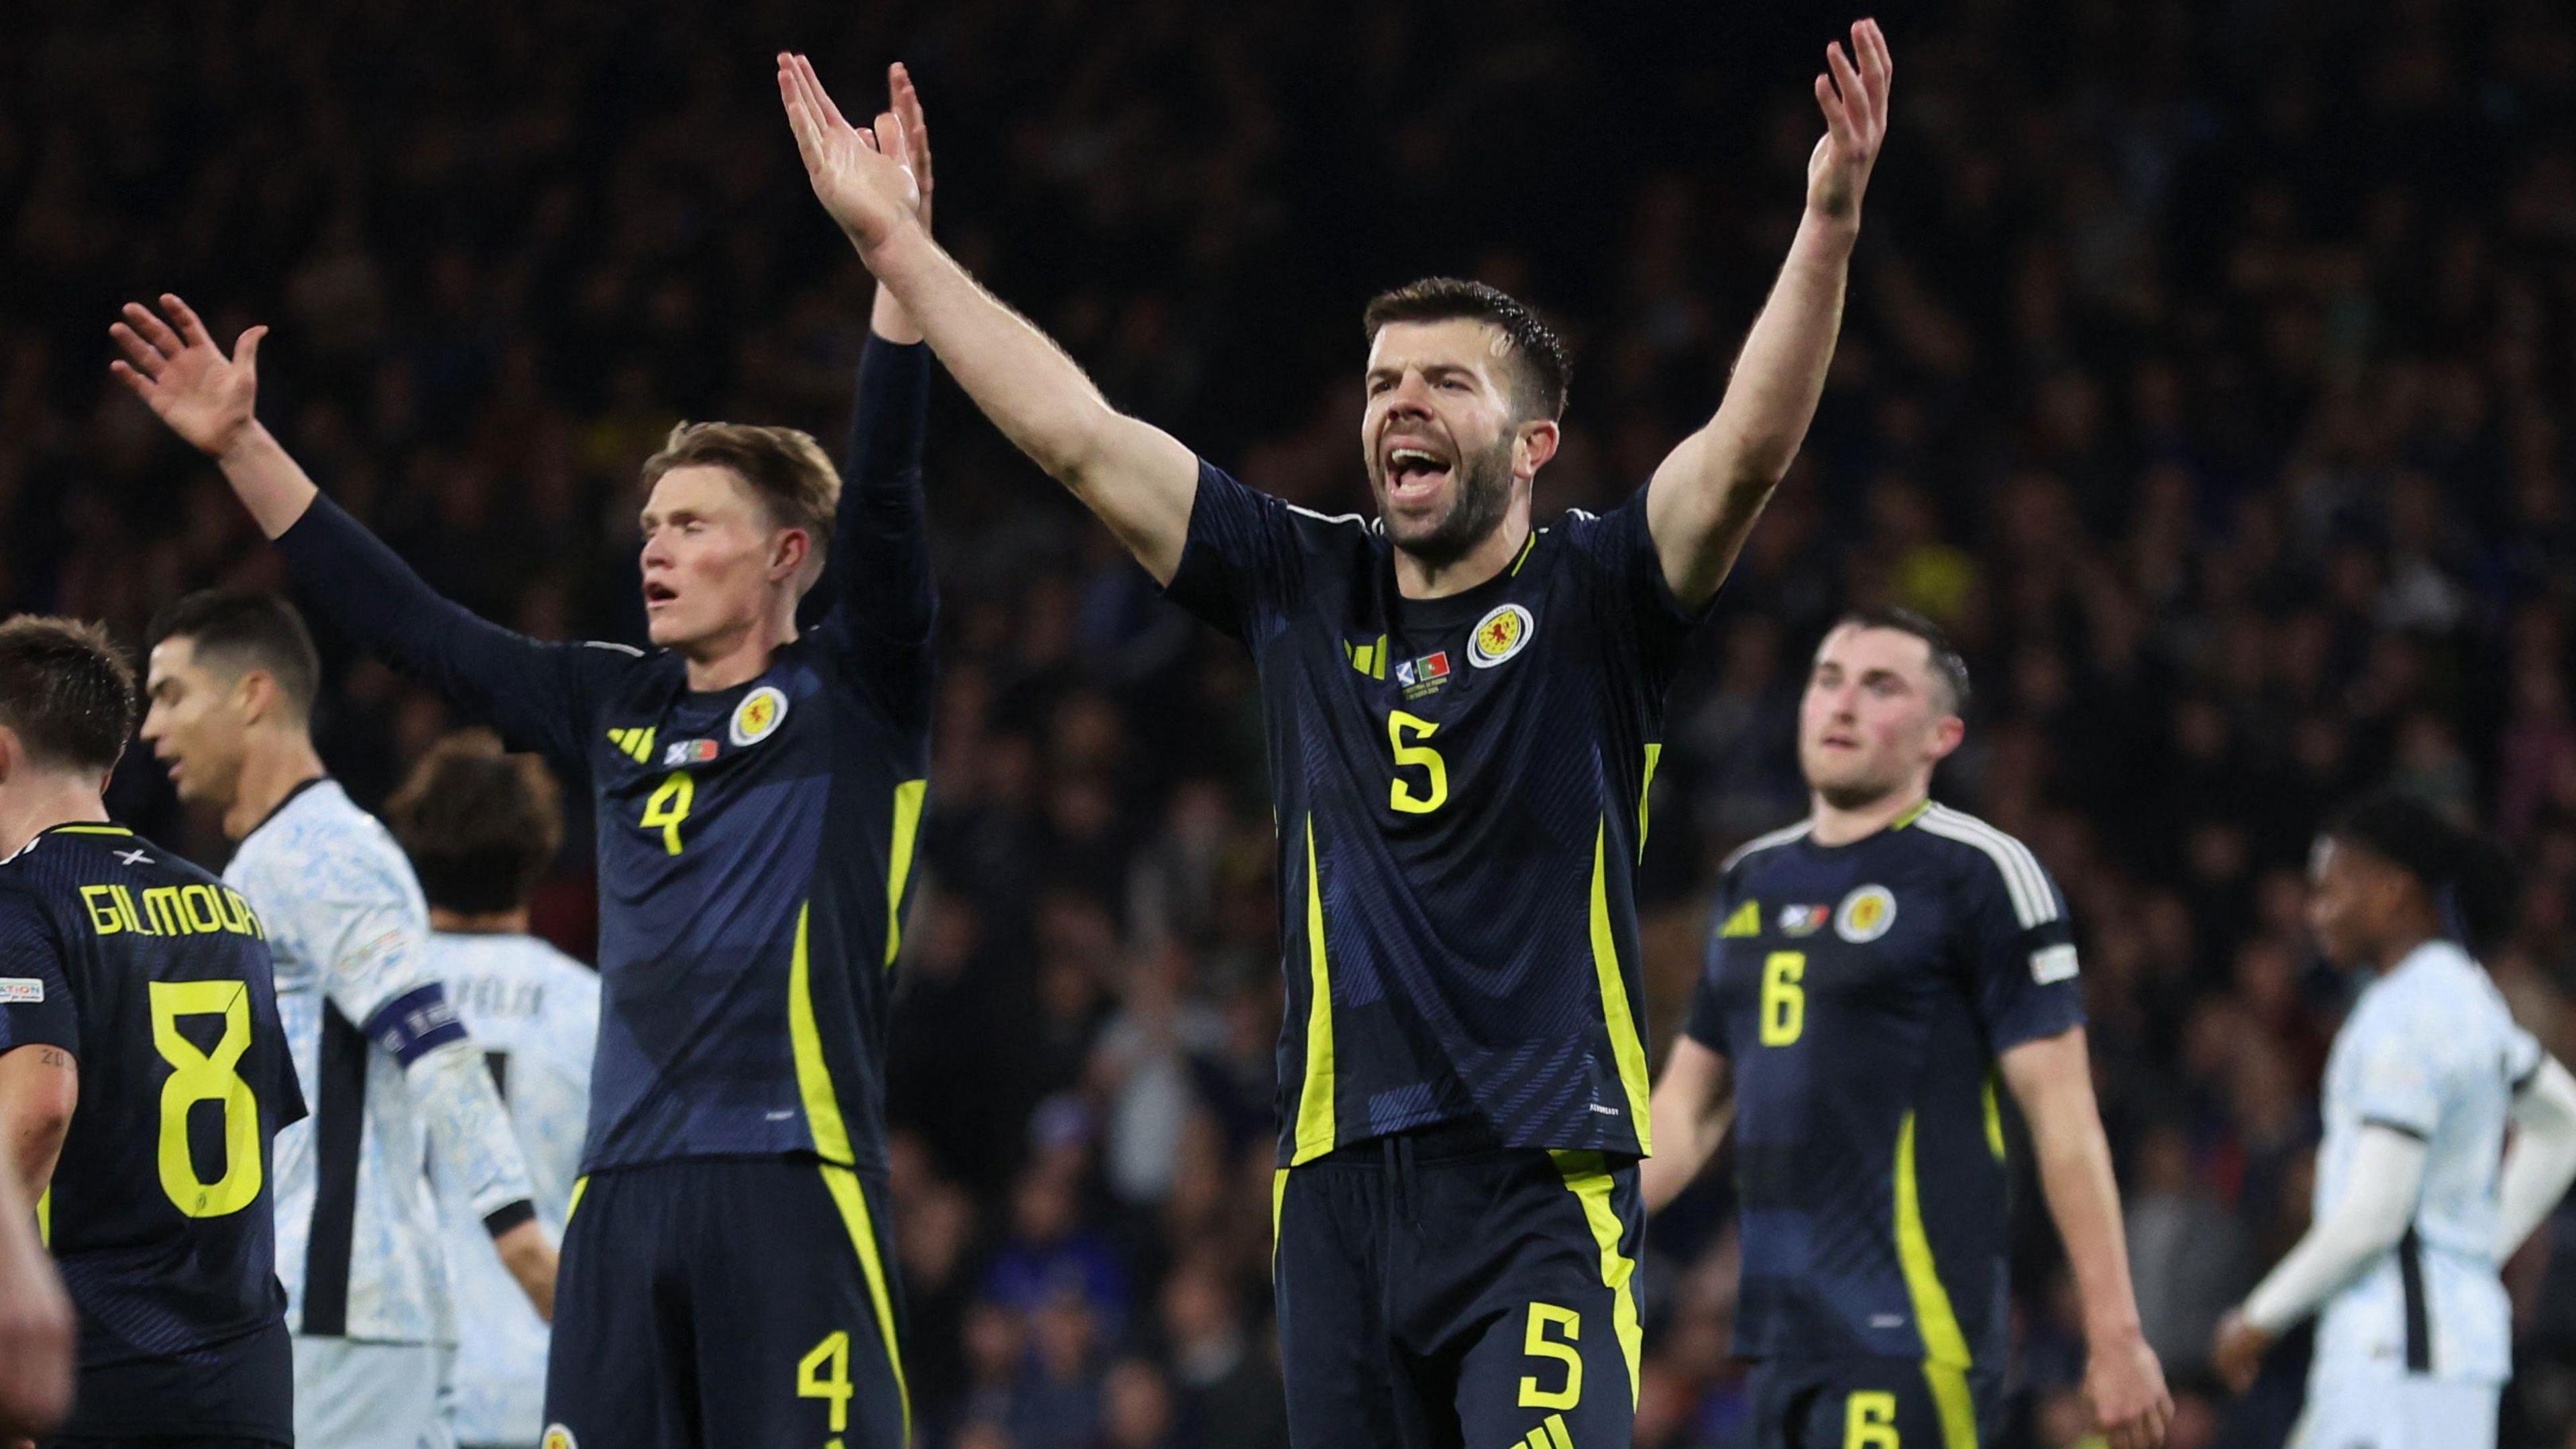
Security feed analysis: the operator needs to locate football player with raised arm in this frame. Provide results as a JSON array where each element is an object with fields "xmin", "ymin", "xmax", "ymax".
[
  {"xmin": 113, "ymin": 66, "xmax": 945, "ymax": 1449},
  {"xmin": 780, "ymin": 25, "xmax": 1885, "ymax": 1449},
  {"xmin": 1643, "ymin": 611, "xmax": 2169, "ymax": 1449}
]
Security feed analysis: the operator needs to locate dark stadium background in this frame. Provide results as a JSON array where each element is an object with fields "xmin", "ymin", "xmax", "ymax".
[{"xmin": 11, "ymin": 0, "xmax": 2576, "ymax": 1444}]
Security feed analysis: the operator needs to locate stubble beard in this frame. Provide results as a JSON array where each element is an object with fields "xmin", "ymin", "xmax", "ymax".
[{"xmin": 1383, "ymin": 433, "xmax": 1517, "ymax": 570}]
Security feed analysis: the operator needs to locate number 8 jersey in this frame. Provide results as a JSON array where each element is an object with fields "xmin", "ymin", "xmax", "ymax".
[
  {"xmin": 0, "ymin": 822, "xmax": 302, "ymax": 1444},
  {"xmin": 1164, "ymin": 462, "xmax": 1711, "ymax": 1164}
]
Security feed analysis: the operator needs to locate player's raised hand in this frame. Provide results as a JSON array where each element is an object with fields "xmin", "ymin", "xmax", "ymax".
[
  {"xmin": 777, "ymin": 52, "xmax": 922, "ymax": 256},
  {"xmin": 2088, "ymin": 1328, "xmax": 2175, "ymax": 1449},
  {"xmin": 108, "ymin": 295, "xmax": 268, "ymax": 459},
  {"xmin": 1807, "ymin": 18, "xmax": 1892, "ymax": 223},
  {"xmin": 889, "ymin": 61, "xmax": 934, "ymax": 233}
]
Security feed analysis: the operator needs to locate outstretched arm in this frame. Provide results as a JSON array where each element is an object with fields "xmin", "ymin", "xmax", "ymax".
[
  {"xmin": 1646, "ymin": 20, "xmax": 1890, "ymax": 610},
  {"xmin": 777, "ymin": 53, "xmax": 1200, "ymax": 584},
  {"xmin": 820, "ymin": 62, "xmax": 937, "ymax": 696},
  {"xmin": 111, "ymin": 297, "xmax": 621, "ymax": 765},
  {"xmin": 2001, "ymin": 1027, "xmax": 2173, "ymax": 1449}
]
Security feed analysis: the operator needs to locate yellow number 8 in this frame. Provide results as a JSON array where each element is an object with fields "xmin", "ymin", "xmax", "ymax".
[{"xmin": 150, "ymin": 979, "xmax": 262, "ymax": 1219}]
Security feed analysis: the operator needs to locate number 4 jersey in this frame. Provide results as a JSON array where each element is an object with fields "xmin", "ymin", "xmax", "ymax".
[{"xmin": 0, "ymin": 822, "xmax": 303, "ymax": 1443}]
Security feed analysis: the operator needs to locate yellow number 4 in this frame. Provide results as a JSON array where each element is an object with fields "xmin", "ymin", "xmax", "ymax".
[
  {"xmin": 1516, "ymin": 1303, "xmax": 1582, "ymax": 1411},
  {"xmin": 149, "ymin": 980, "xmax": 262, "ymax": 1219},
  {"xmin": 1845, "ymin": 1389, "xmax": 1900, "ymax": 1448},
  {"xmin": 1387, "ymin": 710, "xmax": 1448, "ymax": 814},
  {"xmin": 798, "ymin": 1330, "xmax": 853, "ymax": 1440},
  {"xmin": 1760, "ymin": 951, "xmax": 1806, "ymax": 1046},
  {"xmin": 641, "ymin": 770, "xmax": 695, "ymax": 855}
]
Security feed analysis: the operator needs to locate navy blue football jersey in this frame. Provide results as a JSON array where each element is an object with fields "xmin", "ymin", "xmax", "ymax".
[
  {"xmin": 1165, "ymin": 463, "xmax": 1709, "ymax": 1163},
  {"xmin": 1684, "ymin": 802, "xmax": 2086, "ymax": 1371},
  {"xmin": 273, "ymin": 339, "xmax": 932, "ymax": 1175},
  {"xmin": 0, "ymin": 823, "xmax": 301, "ymax": 1442}
]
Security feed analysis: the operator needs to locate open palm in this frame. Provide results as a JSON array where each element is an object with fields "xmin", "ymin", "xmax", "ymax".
[
  {"xmin": 108, "ymin": 295, "xmax": 266, "ymax": 458},
  {"xmin": 1808, "ymin": 19, "xmax": 1893, "ymax": 222},
  {"xmin": 777, "ymin": 52, "xmax": 922, "ymax": 253}
]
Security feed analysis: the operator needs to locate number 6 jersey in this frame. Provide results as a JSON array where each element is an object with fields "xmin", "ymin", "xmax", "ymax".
[{"xmin": 0, "ymin": 822, "xmax": 302, "ymax": 1443}]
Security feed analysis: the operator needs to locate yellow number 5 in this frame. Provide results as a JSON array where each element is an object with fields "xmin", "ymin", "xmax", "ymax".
[
  {"xmin": 1387, "ymin": 710, "xmax": 1448, "ymax": 814},
  {"xmin": 798, "ymin": 1330, "xmax": 853, "ymax": 1441},
  {"xmin": 1517, "ymin": 1303, "xmax": 1582, "ymax": 1410},
  {"xmin": 1760, "ymin": 951, "xmax": 1805, "ymax": 1046},
  {"xmin": 1845, "ymin": 1390, "xmax": 1900, "ymax": 1448},
  {"xmin": 150, "ymin": 980, "xmax": 262, "ymax": 1219},
  {"xmin": 641, "ymin": 770, "xmax": 694, "ymax": 855}
]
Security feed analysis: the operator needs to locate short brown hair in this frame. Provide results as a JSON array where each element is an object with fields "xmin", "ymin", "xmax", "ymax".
[
  {"xmin": 146, "ymin": 590, "xmax": 322, "ymax": 720},
  {"xmin": 641, "ymin": 423, "xmax": 843, "ymax": 573},
  {"xmin": 1829, "ymin": 606, "xmax": 1973, "ymax": 715},
  {"xmin": 0, "ymin": 616, "xmax": 138, "ymax": 773},
  {"xmin": 1362, "ymin": 277, "xmax": 1571, "ymax": 421},
  {"xmin": 386, "ymin": 729, "xmax": 565, "ymax": 916}
]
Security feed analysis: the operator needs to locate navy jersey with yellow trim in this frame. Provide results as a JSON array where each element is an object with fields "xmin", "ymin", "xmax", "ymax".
[
  {"xmin": 0, "ymin": 824, "xmax": 301, "ymax": 1440},
  {"xmin": 1165, "ymin": 462, "xmax": 1710, "ymax": 1164},
  {"xmin": 273, "ymin": 338, "xmax": 933, "ymax": 1175},
  {"xmin": 1684, "ymin": 803, "xmax": 2085, "ymax": 1368}
]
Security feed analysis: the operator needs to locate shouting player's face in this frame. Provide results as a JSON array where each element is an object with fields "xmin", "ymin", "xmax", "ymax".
[
  {"xmin": 138, "ymin": 637, "xmax": 253, "ymax": 809},
  {"xmin": 1362, "ymin": 319, "xmax": 1545, "ymax": 566},
  {"xmin": 639, "ymin": 466, "xmax": 810, "ymax": 655},
  {"xmin": 1799, "ymin": 625, "xmax": 1964, "ymax": 808}
]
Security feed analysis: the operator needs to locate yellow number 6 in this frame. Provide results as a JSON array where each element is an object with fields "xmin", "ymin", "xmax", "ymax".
[
  {"xmin": 1845, "ymin": 1389, "xmax": 1899, "ymax": 1448},
  {"xmin": 1760, "ymin": 951, "xmax": 1805, "ymax": 1046}
]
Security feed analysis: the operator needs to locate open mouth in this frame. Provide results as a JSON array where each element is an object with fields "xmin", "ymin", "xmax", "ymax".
[
  {"xmin": 643, "ymin": 581, "xmax": 678, "ymax": 609},
  {"xmin": 1382, "ymin": 443, "xmax": 1454, "ymax": 504}
]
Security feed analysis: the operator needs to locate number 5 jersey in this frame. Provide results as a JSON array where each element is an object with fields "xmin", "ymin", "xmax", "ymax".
[{"xmin": 0, "ymin": 822, "xmax": 303, "ymax": 1443}]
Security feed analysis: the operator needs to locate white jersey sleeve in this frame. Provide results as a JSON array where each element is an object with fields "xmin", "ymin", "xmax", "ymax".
[
  {"xmin": 431, "ymin": 932, "xmax": 598, "ymax": 1448},
  {"xmin": 225, "ymin": 779, "xmax": 535, "ymax": 1345}
]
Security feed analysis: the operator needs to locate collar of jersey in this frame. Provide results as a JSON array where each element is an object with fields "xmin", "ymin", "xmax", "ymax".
[{"xmin": 1388, "ymin": 528, "xmax": 1542, "ymax": 635}]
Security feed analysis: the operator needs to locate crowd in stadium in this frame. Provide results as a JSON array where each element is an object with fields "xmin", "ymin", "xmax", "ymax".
[{"xmin": 9, "ymin": 0, "xmax": 2576, "ymax": 1445}]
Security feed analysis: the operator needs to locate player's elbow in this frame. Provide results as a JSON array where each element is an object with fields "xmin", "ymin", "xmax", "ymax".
[{"xmin": 0, "ymin": 1083, "xmax": 74, "ymax": 1193}]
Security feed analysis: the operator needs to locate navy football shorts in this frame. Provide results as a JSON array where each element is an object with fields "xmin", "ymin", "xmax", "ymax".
[
  {"xmin": 543, "ymin": 1155, "xmax": 906, "ymax": 1449},
  {"xmin": 1273, "ymin": 1126, "xmax": 1644, "ymax": 1449}
]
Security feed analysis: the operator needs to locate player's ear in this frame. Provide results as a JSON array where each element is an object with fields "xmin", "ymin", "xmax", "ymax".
[
  {"xmin": 231, "ymin": 667, "xmax": 277, "ymax": 728},
  {"xmin": 769, "ymin": 527, "xmax": 811, "ymax": 583},
  {"xmin": 1516, "ymin": 417, "xmax": 1560, "ymax": 478},
  {"xmin": 1926, "ymin": 710, "xmax": 1966, "ymax": 762},
  {"xmin": 0, "ymin": 724, "xmax": 20, "ymax": 788}
]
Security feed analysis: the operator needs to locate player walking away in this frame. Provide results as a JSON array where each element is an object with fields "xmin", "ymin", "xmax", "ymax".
[
  {"xmin": 2212, "ymin": 794, "xmax": 2576, "ymax": 1448},
  {"xmin": 113, "ymin": 64, "xmax": 943, "ymax": 1449},
  {"xmin": 784, "ymin": 23, "xmax": 1888, "ymax": 1449},
  {"xmin": 1644, "ymin": 611, "xmax": 2173, "ymax": 1449},
  {"xmin": 0, "ymin": 1156, "xmax": 72, "ymax": 1443},
  {"xmin": 136, "ymin": 592, "xmax": 551, "ymax": 1449},
  {"xmin": 0, "ymin": 616, "xmax": 303, "ymax": 1448},
  {"xmin": 386, "ymin": 732, "xmax": 599, "ymax": 1449}
]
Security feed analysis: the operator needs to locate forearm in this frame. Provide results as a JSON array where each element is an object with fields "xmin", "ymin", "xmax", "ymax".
[
  {"xmin": 867, "ymin": 223, "xmax": 1130, "ymax": 482},
  {"xmin": 0, "ymin": 1048, "xmax": 74, "ymax": 1202},
  {"xmin": 833, "ymin": 333, "xmax": 934, "ymax": 640},
  {"xmin": 2030, "ymin": 1110, "xmax": 2148, "ymax": 1344},
  {"xmin": 214, "ymin": 423, "xmax": 323, "ymax": 539},
  {"xmin": 2242, "ymin": 1127, "xmax": 2425, "ymax": 1333},
  {"xmin": 410, "ymin": 1038, "xmax": 537, "ymax": 1224},
  {"xmin": 1704, "ymin": 211, "xmax": 1858, "ymax": 486},
  {"xmin": 1642, "ymin": 1036, "xmax": 1733, "ymax": 1214},
  {"xmin": 2498, "ymin": 1057, "xmax": 2576, "ymax": 1258},
  {"xmin": 1648, "ymin": 211, "xmax": 1858, "ymax": 602}
]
